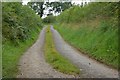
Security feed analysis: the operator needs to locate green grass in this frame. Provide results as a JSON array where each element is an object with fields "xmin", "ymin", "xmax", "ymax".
[
  {"xmin": 53, "ymin": 19, "xmax": 118, "ymax": 69},
  {"xmin": 44, "ymin": 26, "xmax": 80, "ymax": 75},
  {"xmin": 53, "ymin": 2, "xmax": 118, "ymax": 69},
  {"xmin": 2, "ymin": 28, "xmax": 41, "ymax": 78}
]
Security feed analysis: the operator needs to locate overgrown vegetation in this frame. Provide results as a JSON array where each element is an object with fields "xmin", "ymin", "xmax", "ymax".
[
  {"xmin": 56, "ymin": 2, "xmax": 118, "ymax": 23},
  {"xmin": 2, "ymin": 2, "xmax": 43, "ymax": 77},
  {"xmin": 54, "ymin": 2, "xmax": 119, "ymax": 68},
  {"xmin": 44, "ymin": 27, "xmax": 80, "ymax": 75},
  {"xmin": 2, "ymin": 2, "xmax": 43, "ymax": 45}
]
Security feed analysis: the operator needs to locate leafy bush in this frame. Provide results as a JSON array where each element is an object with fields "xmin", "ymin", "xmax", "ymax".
[{"xmin": 2, "ymin": 2, "xmax": 43, "ymax": 45}]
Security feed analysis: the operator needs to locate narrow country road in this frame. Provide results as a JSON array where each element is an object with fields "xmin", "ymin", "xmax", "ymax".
[
  {"xmin": 17, "ymin": 25, "xmax": 118, "ymax": 78},
  {"xmin": 50, "ymin": 25, "xmax": 118, "ymax": 78},
  {"xmin": 17, "ymin": 27, "xmax": 74, "ymax": 78}
]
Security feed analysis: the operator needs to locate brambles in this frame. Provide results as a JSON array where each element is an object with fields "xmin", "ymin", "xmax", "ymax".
[{"xmin": 2, "ymin": 2, "xmax": 43, "ymax": 45}]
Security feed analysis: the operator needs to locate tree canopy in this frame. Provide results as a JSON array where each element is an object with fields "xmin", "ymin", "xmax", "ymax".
[{"xmin": 28, "ymin": 1, "xmax": 72, "ymax": 18}]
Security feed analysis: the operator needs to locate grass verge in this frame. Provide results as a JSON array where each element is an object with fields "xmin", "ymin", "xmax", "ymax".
[
  {"xmin": 2, "ymin": 28, "xmax": 41, "ymax": 78},
  {"xmin": 44, "ymin": 26, "xmax": 80, "ymax": 75},
  {"xmin": 53, "ymin": 20, "xmax": 118, "ymax": 69}
]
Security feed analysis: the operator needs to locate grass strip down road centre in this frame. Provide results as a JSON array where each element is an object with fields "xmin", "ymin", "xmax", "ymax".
[{"xmin": 44, "ymin": 26, "xmax": 80, "ymax": 75}]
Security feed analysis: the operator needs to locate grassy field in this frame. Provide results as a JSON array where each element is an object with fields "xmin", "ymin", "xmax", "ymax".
[
  {"xmin": 44, "ymin": 26, "xmax": 80, "ymax": 75},
  {"xmin": 2, "ymin": 28, "xmax": 41, "ymax": 78},
  {"xmin": 54, "ymin": 19, "xmax": 118, "ymax": 69}
]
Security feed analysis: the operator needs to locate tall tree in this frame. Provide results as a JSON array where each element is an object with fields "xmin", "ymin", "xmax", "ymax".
[
  {"xmin": 28, "ymin": 1, "xmax": 72, "ymax": 17},
  {"xmin": 28, "ymin": 2, "xmax": 45, "ymax": 17},
  {"xmin": 47, "ymin": 2, "xmax": 72, "ymax": 13}
]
